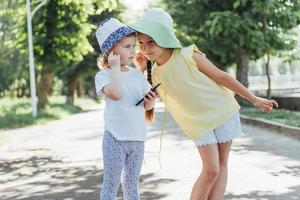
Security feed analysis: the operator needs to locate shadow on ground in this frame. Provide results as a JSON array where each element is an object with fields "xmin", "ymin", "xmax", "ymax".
[
  {"xmin": 225, "ymin": 185, "xmax": 300, "ymax": 200},
  {"xmin": 0, "ymin": 152, "xmax": 176, "ymax": 200}
]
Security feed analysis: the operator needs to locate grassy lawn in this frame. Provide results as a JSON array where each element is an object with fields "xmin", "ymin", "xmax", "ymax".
[
  {"xmin": 0, "ymin": 96, "xmax": 98, "ymax": 130},
  {"xmin": 240, "ymin": 107, "xmax": 300, "ymax": 127}
]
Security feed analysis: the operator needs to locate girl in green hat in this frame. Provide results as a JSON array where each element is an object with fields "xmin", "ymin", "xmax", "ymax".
[{"xmin": 130, "ymin": 8, "xmax": 278, "ymax": 200}]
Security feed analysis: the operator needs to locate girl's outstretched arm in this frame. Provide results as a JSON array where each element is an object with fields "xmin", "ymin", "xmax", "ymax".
[{"xmin": 192, "ymin": 52, "xmax": 278, "ymax": 112}]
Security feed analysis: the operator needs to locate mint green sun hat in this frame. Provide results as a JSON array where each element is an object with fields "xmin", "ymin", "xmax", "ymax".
[{"xmin": 128, "ymin": 8, "xmax": 182, "ymax": 48}]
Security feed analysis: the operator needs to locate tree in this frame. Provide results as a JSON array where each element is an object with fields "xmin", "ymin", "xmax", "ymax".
[
  {"xmin": 1, "ymin": 0, "xmax": 121, "ymax": 107},
  {"xmin": 252, "ymin": 1, "xmax": 300, "ymax": 98},
  {"xmin": 58, "ymin": 0, "xmax": 124, "ymax": 105},
  {"xmin": 32, "ymin": 0, "xmax": 97, "ymax": 109},
  {"xmin": 162, "ymin": 0, "xmax": 300, "ymax": 101},
  {"xmin": 0, "ymin": 0, "xmax": 28, "ymax": 97}
]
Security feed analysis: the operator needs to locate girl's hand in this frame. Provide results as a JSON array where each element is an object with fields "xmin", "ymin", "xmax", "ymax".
[
  {"xmin": 134, "ymin": 52, "xmax": 148, "ymax": 72},
  {"xmin": 108, "ymin": 51, "xmax": 120, "ymax": 69},
  {"xmin": 144, "ymin": 90, "xmax": 157, "ymax": 110},
  {"xmin": 252, "ymin": 96, "xmax": 279, "ymax": 112}
]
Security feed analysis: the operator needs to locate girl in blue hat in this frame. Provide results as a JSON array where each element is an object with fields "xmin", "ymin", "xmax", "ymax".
[
  {"xmin": 95, "ymin": 18, "xmax": 157, "ymax": 200},
  {"xmin": 130, "ymin": 8, "xmax": 278, "ymax": 200}
]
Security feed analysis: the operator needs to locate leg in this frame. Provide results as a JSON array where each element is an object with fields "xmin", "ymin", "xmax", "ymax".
[
  {"xmin": 208, "ymin": 112, "xmax": 241, "ymax": 200},
  {"xmin": 121, "ymin": 141, "xmax": 144, "ymax": 200},
  {"xmin": 100, "ymin": 132, "xmax": 126, "ymax": 200},
  {"xmin": 190, "ymin": 144, "xmax": 220, "ymax": 200},
  {"xmin": 208, "ymin": 141, "xmax": 232, "ymax": 200}
]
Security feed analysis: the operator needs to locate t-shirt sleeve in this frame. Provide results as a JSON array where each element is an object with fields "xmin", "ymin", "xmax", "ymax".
[
  {"xmin": 95, "ymin": 70, "xmax": 110, "ymax": 96},
  {"xmin": 181, "ymin": 44, "xmax": 205, "ymax": 58},
  {"xmin": 181, "ymin": 44, "xmax": 206, "ymax": 69}
]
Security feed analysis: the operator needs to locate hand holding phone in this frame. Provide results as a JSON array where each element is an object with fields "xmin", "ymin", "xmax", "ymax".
[{"xmin": 135, "ymin": 83, "xmax": 161, "ymax": 106}]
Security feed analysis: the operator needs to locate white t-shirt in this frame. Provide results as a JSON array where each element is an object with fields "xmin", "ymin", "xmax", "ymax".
[{"xmin": 95, "ymin": 67, "xmax": 152, "ymax": 141}]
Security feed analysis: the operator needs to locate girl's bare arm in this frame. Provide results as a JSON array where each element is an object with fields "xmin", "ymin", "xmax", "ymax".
[{"xmin": 192, "ymin": 52, "xmax": 278, "ymax": 112}]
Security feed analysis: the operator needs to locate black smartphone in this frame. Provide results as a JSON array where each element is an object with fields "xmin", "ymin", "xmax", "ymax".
[{"xmin": 135, "ymin": 83, "xmax": 161, "ymax": 106}]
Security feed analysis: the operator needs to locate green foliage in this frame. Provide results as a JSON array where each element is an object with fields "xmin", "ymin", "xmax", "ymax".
[
  {"xmin": 0, "ymin": 96, "xmax": 98, "ymax": 130},
  {"xmin": 0, "ymin": 0, "xmax": 121, "ymax": 99},
  {"xmin": 26, "ymin": 0, "xmax": 95, "ymax": 69},
  {"xmin": 162, "ymin": 0, "xmax": 300, "ymax": 67},
  {"xmin": 241, "ymin": 107, "xmax": 300, "ymax": 127},
  {"xmin": 0, "ymin": 0, "xmax": 28, "ymax": 97},
  {"xmin": 57, "ymin": 0, "xmax": 125, "ymax": 97}
]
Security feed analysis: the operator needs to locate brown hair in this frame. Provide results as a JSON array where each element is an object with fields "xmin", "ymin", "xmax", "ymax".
[
  {"xmin": 145, "ymin": 60, "xmax": 155, "ymax": 123},
  {"xmin": 97, "ymin": 53, "xmax": 109, "ymax": 69}
]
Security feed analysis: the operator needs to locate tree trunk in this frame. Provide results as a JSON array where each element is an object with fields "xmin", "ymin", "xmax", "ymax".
[
  {"xmin": 236, "ymin": 50, "xmax": 250, "ymax": 105},
  {"xmin": 66, "ymin": 73, "xmax": 79, "ymax": 105},
  {"xmin": 77, "ymin": 78, "xmax": 84, "ymax": 97},
  {"xmin": 37, "ymin": 0, "xmax": 56, "ymax": 110},
  {"xmin": 38, "ymin": 68, "xmax": 53, "ymax": 110},
  {"xmin": 265, "ymin": 53, "xmax": 272, "ymax": 99},
  {"xmin": 88, "ymin": 83, "xmax": 97, "ymax": 99},
  {"xmin": 262, "ymin": 14, "xmax": 272, "ymax": 99}
]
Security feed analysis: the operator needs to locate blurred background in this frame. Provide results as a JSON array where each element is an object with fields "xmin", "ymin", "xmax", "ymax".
[{"xmin": 1, "ymin": 0, "xmax": 300, "ymax": 130}]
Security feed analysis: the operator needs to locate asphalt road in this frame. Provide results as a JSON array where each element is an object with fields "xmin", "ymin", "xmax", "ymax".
[{"xmin": 0, "ymin": 102, "xmax": 299, "ymax": 200}]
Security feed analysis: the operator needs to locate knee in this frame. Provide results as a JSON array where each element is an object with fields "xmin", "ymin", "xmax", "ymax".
[{"xmin": 203, "ymin": 166, "xmax": 220, "ymax": 183}]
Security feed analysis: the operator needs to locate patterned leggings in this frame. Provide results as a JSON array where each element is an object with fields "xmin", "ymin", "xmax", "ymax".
[{"xmin": 100, "ymin": 131, "xmax": 145, "ymax": 200}]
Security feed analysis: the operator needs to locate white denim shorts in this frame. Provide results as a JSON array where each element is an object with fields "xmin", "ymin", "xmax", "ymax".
[{"xmin": 194, "ymin": 112, "xmax": 242, "ymax": 147}]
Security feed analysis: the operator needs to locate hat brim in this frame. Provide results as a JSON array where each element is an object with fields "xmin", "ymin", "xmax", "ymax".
[
  {"xmin": 100, "ymin": 27, "xmax": 135, "ymax": 53},
  {"xmin": 128, "ymin": 20, "xmax": 182, "ymax": 48}
]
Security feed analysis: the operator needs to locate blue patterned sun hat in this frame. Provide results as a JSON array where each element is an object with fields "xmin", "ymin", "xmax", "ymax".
[{"xmin": 96, "ymin": 18, "xmax": 135, "ymax": 53}]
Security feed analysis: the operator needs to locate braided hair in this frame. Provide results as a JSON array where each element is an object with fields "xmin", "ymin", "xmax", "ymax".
[{"xmin": 145, "ymin": 60, "xmax": 155, "ymax": 123}]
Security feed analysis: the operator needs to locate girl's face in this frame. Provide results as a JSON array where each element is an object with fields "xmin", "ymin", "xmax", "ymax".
[
  {"xmin": 111, "ymin": 36, "xmax": 136, "ymax": 66},
  {"xmin": 137, "ymin": 33, "xmax": 164, "ymax": 61}
]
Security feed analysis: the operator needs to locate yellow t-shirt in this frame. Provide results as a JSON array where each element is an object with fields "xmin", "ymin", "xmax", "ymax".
[{"xmin": 152, "ymin": 45, "xmax": 241, "ymax": 140}]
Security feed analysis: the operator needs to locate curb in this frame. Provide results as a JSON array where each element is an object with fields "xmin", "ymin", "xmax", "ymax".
[{"xmin": 240, "ymin": 115, "xmax": 300, "ymax": 140}]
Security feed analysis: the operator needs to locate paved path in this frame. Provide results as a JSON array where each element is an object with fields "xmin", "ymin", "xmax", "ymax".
[{"xmin": 0, "ymin": 103, "xmax": 300, "ymax": 200}]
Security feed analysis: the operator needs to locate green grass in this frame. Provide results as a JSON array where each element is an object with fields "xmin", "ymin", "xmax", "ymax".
[
  {"xmin": 0, "ymin": 96, "xmax": 98, "ymax": 130},
  {"xmin": 240, "ymin": 107, "xmax": 300, "ymax": 127}
]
